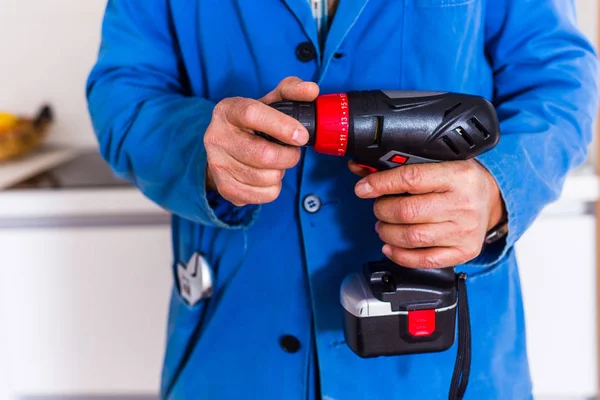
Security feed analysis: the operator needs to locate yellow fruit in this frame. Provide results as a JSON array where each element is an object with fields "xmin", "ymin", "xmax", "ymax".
[{"xmin": 0, "ymin": 113, "xmax": 18, "ymax": 133}]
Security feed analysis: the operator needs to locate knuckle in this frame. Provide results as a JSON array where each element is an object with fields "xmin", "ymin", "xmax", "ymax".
[
  {"xmin": 373, "ymin": 200, "xmax": 386, "ymax": 220},
  {"xmin": 277, "ymin": 169, "xmax": 286, "ymax": 181},
  {"xmin": 257, "ymin": 143, "xmax": 281, "ymax": 165},
  {"xmin": 461, "ymin": 163, "xmax": 480, "ymax": 184},
  {"xmin": 400, "ymin": 165, "xmax": 422, "ymax": 190},
  {"xmin": 283, "ymin": 76, "xmax": 300, "ymax": 84},
  {"xmin": 279, "ymin": 76, "xmax": 301, "ymax": 90},
  {"xmin": 284, "ymin": 148, "xmax": 302, "ymax": 166},
  {"xmin": 263, "ymin": 185, "xmax": 282, "ymax": 203},
  {"xmin": 240, "ymin": 101, "xmax": 261, "ymax": 125},
  {"xmin": 203, "ymin": 131, "xmax": 215, "ymax": 147},
  {"xmin": 458, "ymin": 221, "xmax": 474, "ymax": 236},
  {"xmin": 399, "ymin": 200, "xmax": 419, "ymax": 222},
  {"xmin": 212, "ymin": 100, "xmax": 226, "ymax": 119},
  {"xmin": 461, "ymin": 195, "xmax": 474, "ymax": 210},
  {"xmin": 207, "ymin": 161, "xmax": 226, "ymax": 178},
  {"xmin": 467, "ymin": 220, "xmax": 481, "ymax": 235},
  {"xmin": 215, "ymin": 98, "xmax": 238, "ymax": 122},
  {"xmin": 461, "ymin": 244, "xmax": 482, "ymax": 261},
  {"xmin": 422, "ymin": 254, "xmax": 441, "ymax": 269},
  {"xmin": 259, "ymin": 169, "xmax": 284, "ymax": 185},
  {"xmin": 219, "ymin": 186, "xmax": 239, "ymax": 203},
  {"xmin": 406, "ymin": 228, "xmax": 430, "ymax": 247}
]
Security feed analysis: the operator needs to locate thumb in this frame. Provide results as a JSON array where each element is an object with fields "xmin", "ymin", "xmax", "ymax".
[{"xmin": 260, "ymin": 76, "xmax": 319, "ymax": 104}]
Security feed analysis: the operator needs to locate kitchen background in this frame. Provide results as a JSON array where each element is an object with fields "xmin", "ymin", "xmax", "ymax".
[{"xmin": 0, "ymin": 1, "xmax": 598, "ymax": 399}]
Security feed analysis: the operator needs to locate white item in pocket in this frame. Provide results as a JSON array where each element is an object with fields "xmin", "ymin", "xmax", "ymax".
[{"xmin": 177, "ymin": 252, "xmax": 214, "ymax": 306}]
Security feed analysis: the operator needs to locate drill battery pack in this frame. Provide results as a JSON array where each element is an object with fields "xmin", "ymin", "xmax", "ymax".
[{"xmin": 341, "ymin": 260, "xmax": 458, "ymax": 358}]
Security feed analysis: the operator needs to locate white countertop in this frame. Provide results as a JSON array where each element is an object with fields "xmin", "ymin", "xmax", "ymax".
[
  {"xmin": 0, "ymin": 187, "xmax": 167, "ymax": 220},
  {"xmin": 0, "ymin": 171, "xmax": 596, "ymax": 221},
  {"xmin": 0, "ymin": 145, "xmax": 81, "ymax": 190},
  {"xmin": 0, "ymin": 145, "xmax": 597, "ymax": 220}
]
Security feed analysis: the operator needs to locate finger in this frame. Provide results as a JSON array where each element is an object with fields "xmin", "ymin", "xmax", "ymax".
[
  {"xmin": 260, "ymin": 76, "xmax": 320, "ymax": 104},
  {"xmin": 376, "ymin": 221, "xmax": 460, "ymax": 249},
  {"xmin": 226, "ymin": 129, "xmax": 302, "ymax": 169},
  {"xmin": 216, "ymin": 175, "xmax": 282, "ymax": 206},
  {"xmin": 222, "ymin": 97, "xmax": 309, "ymax": 145},
  {"xmin": 219, "ymin": 153, "xmax": 286, "ymax": 188},
  {"xmin": 348, "ymin": 160, "xmax": 375, "ymax": 178},
  {"xmin": 373, "ymin": 193, "xmax": 455, "ymax": 224},
  {"xmin": 381, "ymin": 245, "xmax": 472, "ymax": 269},
  {"xmin": 354, "ymin": 163, "xmax": 454, "ymax": 198}
]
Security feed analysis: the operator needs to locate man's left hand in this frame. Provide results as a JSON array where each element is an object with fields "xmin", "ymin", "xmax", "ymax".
[{"xmin": 350, "ymin": 160, "xmax": 505, "ymax": 269}]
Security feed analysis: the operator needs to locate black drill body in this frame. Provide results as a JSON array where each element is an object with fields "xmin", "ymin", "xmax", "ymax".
[{"xmin": 345, "ymin": 90, "xmax": 499, "ymax": 168}]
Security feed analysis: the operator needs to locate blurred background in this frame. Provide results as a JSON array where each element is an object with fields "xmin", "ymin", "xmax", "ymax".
[{"xmin": 0, "ymin": 1, "xmax": 598, "ymax": 399}]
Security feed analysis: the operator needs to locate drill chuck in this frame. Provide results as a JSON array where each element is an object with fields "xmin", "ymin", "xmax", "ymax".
[{"xmin": 264, "ymin": 100, "xmax": 317, "ymax": 146}]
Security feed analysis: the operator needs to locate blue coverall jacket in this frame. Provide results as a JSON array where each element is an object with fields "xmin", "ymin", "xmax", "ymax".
[{"xmin": 87, "ymin": 1, "xmax": 599, "ymax": 399}]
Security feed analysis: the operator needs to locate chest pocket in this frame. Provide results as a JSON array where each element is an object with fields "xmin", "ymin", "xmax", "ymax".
[
  {"xmin": 413, "ymin": 0, "xmax": 475, "ymax": 6},
  {"xmin": 400, "ymin": 0, "xmax": 485, "ymax": 94}
]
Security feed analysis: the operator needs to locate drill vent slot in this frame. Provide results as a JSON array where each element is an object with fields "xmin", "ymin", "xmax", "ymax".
[
  {"xmin": 371, "ymin": 116, "xmax": 384, "ymax": 147},
  {"xmin": 444, "ymin": 103, "xmax": 462, "ymax": 118},
  {"xmin": 442, "ymin": 136, "xmax": 460, "ymax": 155},
  {"xmin": 454, "ymin": 127, "xmax": 475, "ymax": 148},
  {"xmin": 470, "ymin": 117, "xmax": 490, "ymax": 139}
]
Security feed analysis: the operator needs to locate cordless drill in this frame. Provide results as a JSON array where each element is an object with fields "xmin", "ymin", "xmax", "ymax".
[{"xmin": 258, "ymin": 90, "xmax": 500, "ymax": 359}]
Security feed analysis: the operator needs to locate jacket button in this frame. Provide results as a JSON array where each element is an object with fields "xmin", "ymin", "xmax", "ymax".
[
  {"xmin": 279, "ymin": 335, "xmax": 301, "ymax": 353},
  {"xmin": 296, "ymin": 42, "xmax": 316, "ymax": 62},
  {"xmin": 303, "ymin": 194, "xmax": 321, "ymax": 213}
]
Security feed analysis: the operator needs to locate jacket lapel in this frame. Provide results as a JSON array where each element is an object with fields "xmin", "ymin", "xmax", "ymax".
[{"xmin": 321, "ymin": 0, "xmax": 370, "ymax": 65}]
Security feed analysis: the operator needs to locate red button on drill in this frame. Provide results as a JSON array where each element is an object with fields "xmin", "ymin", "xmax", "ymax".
[
  {"xmin": 390, "ymin": 155, "xmax": 408, "ymax": 164},
  {"xmin": 355, "ymin": 163, "xmax": 378, "ymax": 173},
  {"xmin": 407, "ymin": 309, "xmax": 436, "ymax": 337}
]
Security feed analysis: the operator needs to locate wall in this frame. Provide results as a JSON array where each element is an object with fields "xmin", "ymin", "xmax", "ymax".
[
  {"xmin": 576, "ymin": 0, "xmax": 599, "ymax": 168},
  {"xmin": 0, "ymin": 0, "xmax": 107, "ymax": 148}
]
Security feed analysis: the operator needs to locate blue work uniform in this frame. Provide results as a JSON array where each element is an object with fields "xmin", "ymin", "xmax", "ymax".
[{"xmin": 86, "ymin": 1, "xmax": 599, "ymax": 399}]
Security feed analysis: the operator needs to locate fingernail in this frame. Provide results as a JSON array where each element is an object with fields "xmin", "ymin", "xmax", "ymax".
[
  {"xmin": 355, "ymin": 181, "xmax": 373, "ymax": 197},
  {"xmin": 375, "ymin": 221, "xmax": 380, "ymax": 233},
  {"xmin": 292, "ymin": 128, "xmax": 308, "ymax": 145},
  {"xmin": 382, "ymin": 245, "xmax": 392, "ymax": 257}
]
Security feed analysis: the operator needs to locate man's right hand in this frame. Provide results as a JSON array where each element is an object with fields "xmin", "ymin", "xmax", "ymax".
[{"xmin": 204, "ymin": 77, "xmax": 319, "ymax": 207}]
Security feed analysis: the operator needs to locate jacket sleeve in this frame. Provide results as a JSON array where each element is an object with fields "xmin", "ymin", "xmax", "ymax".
[
  {"xmin": 86, "ymin": 0, "xmax": 259, "ymax": 229},
  {"xmin": 471, "ymin": 0, "xmax": 599, "ymax": 266}
]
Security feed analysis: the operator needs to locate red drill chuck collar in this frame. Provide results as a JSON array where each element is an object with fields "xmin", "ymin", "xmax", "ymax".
[{"xmin": 313, "ymin": 93, "xmax": 350, "ymax": 156}]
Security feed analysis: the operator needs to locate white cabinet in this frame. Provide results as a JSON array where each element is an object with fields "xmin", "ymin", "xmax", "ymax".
[
  {"xmin": 517, "ymin": 209, "xmax": 597, "ymax": 398},
  {"xmin": 0, "ymin": 190, "xmax": 172, "ymax": 398}
]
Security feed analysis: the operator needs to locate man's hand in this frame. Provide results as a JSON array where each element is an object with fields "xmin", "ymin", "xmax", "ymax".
[
  {"xmin": 350, "ymin": 160, "xmax": 505, "ymax": 269},
  {"xmin": 204, "ymin": 77, "xmax": 319, "ymax": 206}
]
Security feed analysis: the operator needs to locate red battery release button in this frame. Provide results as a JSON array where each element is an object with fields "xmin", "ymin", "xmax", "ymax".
[
  {"xmin": 407, "ymin": 309, "xmax": 436, "ymax": 337},
  {"xmin": 390, "ymin": 155, "xmax": 408, "ymax": 164}
]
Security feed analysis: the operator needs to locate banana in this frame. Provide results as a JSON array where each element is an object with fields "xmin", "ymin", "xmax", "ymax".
[
  {"xmin": 0, "ymin": 113, "xmax": 18, "ymax": 134},
  {"xmin": 0, "ymin": 105, "xmax": 53, "ymax": 162}
]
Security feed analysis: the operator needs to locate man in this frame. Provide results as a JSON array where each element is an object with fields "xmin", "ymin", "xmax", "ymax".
[{"xmin": 86, "ymin": 1, "xmax": 598, "ymax": 399}]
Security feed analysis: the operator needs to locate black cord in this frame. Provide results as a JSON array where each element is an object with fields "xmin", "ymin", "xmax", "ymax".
[{"xmin": 449, "ymin": 273, "xmax": 471, "ymax": 400}]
